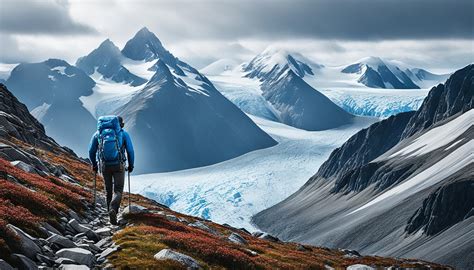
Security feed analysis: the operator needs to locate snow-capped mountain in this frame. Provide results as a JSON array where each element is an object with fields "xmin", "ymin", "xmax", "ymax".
[
  {"xmin": 5, "ymin": 59, "xmax": 96, "ymax": 156},
  {"xmin": 253, "ymin": 64, "xmax": 474, "ymax": 269},
  {"xmin": 240, "ymin": 47, "xmax": 355, "ymax": 131},
  {"xmin": 116, "ymin": 59, "xmax": 276, "ymax": 173},
  {"xmin": 75, "ymin": 28, "xmax": 276, "ymax": 173},
  {"xmin": 122, "ymin": 27, "xmax": 176, "ymax": 64},
  {"xmin": 76, "ymin": 39, "xmax": 146, "ymax": 86},
  {"xmin": 341, "ymin": 56, "xmax": 448, "ymax": 89},
  {"xmin": 243, "ymin": 47, "xmax": 323, "ymax": 79}
]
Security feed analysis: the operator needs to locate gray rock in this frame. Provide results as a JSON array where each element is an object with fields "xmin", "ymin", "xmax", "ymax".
[
  {"xmin": 166, "ymin": 214, "xmax": 179, "ymax": 222},
  {"xmin": 228, "ymin": 232, "xmax": 247, "ymax": 245},
  {"xmin": 11, "ymin": 253, "xmax": 39, "ymax": 270},
  {"xmin": 94, "ymin": 236, "xmax": 112, "ymax": 249},
  {"xmin": 259, "ymin": 233, "xmax": 280, "ymax": 242},
  {"xmin": 7, "ymin": 224, "xmax": 42, "ymax": 259},
  {"xmin": 154, "ymin": 249, "xmax": 200, "ymax": 270},
  {"xmin": 97, "ymin": 246, "xmax": 119, "ymax": 263},
  {"xmin": 346, "ymin": 264, "xmax": 376, "ymax": 270},
  {"xmin": 0, "ymin": 259, "xmax": 14, "ymax": 270},
  {"xmin": 41, "ymin": 222, "xmax": 62, "ymax": 236},
  {"xmin": 56, "ymin": 248, "xmax": 96, "ymax": 267},
  {"xmin": 68, "ymin": 219, "xmax": 89, "ymax": 234},
  {"xmin": 59, "ymin": 265, "xmax": 91, "ymax": 270},
  {"xmin": 94, "ymin": 227, "xmax": 112, "ymax": 237},
  {"xmin": 36, "ymin": 254, "xmax": 55, "ymax": 267},
  {"xmin": 244, "ymin": 249, "xmax": 258, "ymax": 256},
  {"xmin": 188, "ymin": 221, "xmax": 219, "ymax": 235},
  {"xmin": 10, "ymin": 160, "xmax": 37, "ymax": 173},
  {"xmin": 55, "ymin": 257, "xmax": 77, "ymax": 265},
  {"xmin": 47, "ymin": 234, "xmax": 77, "ymax": 249},
  {"xmin": 120, "ymin": 204, "xmax": 147, "ymax": 215},
  {"xmin": 84, "ymin": 229, "xmax": 100, "ymax": 242}
]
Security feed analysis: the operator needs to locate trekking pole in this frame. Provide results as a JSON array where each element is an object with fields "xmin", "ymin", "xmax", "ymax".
[
  {"xmin": 93, "ymin": 172, "xmax": 97, "ymax": 209},
  {"xmin": 128, "ymin": 169, "xmax": 131, "ymax": 212}
]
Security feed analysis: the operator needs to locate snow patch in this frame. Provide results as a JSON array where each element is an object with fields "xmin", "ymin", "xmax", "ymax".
[
  {"xmin": 388, "ymin": 109, "xmax": 474, "ymax": 158},
  {"xmin": 352, "ymin": 139, "xmax": 473, "ymax": 215}
]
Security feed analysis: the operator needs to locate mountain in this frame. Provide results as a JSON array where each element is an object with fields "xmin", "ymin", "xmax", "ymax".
[
  {"xmin": 253, "ymin": 64, "xmax": 474, "ymax": 269},
  {"xmin": 341, "ymin": 57, "xmax": 449, "ymax": 89},
  {"xmin": 242, "ymin": 47, "xmax": 355, "ymax": 131},
  {"xmin": 76, "ymin": 39, "xmax": 146, "ymax": 86},
  {"xmin": 1, "ymin": 83, "xmax": 447, "ymax": 270},
  {"xmin": 5, "ymin": 59, "xmax": 96, "ymax": 157},
  {"xmin": 122, "ymin": 27, "xmax": 176, "ymax": 64},
  {"xmin": 116, "ymin": 59, "xmax": 276, "ymax": 174},
  {"xmin": 200, "ymin": 58, "xmax": 240, "ymax": 75}
]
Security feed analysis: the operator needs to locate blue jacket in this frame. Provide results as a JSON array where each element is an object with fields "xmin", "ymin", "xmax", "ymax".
[{"xmin": 88, "ymin": 130, "xmax": 135, "ymax": 168}]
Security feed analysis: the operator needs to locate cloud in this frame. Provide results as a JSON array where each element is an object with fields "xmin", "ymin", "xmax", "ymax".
[
  {"xmin": 0, "ymin": 0, "xmax": 96, "ymax": 35},
  {"xmin": 97, "ymin": 0, "xmax": 473, "ymax": 41}
]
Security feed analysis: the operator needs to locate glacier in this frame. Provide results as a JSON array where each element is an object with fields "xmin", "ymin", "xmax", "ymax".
[{"xmin": 130, "ymin": 115, "xmax": 376, "ymax": 230}]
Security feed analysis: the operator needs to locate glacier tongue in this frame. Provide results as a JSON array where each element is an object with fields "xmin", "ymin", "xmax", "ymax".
[{"xmin": 130, "ymin": 116, "xmax": 376, "ymax": 230}]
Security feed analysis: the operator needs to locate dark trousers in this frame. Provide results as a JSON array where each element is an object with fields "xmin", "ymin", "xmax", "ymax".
[{"xmin": 102, "ymin": 164, "xmax": 125, "ymax": 213}]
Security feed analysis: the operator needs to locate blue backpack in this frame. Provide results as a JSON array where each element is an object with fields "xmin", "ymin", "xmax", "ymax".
[{"xmin": 97, "ymin": 115, "xmax": 124, "ymax": 166}]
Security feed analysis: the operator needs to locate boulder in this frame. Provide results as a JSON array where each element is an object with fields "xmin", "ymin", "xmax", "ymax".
[
  {"xmin": 346, "ymin": 264, "xmax": 376, "ymax": 270},
  {"xmin": 56, "ymin": 248, "xmax": 96, "ymax": 267},
  {"xmin": 166, "ymin": 214, "xmax": 180, "ymax": 222},
  {"xmin": 7, "ymin": 224, "xmax": 42, "ymax": 259},
  {"xmin": 55, "ymin": 257, "xmax": 77, "ymax": 265},
  {"xmin": 11, "ymin": 253, "xmax": 38, "ymax": 270},
  {"xmin": 68, "ymin": 219, "xmax": 90, "ymax": 234},
  {"xmin": 258, "ymin": 233, "xmax": 280, "ymax": 242},
  {"xmin": 41, "ymin": 222, "xmax": 62, "ymax": 236},
  {"xmin": 10, "ymin": 160, "xmax": 37, "ymax": 174},
  {"xmin": 94, "ymin": 236, "xmax": 112, "ymax": 249},
  {"xmin": 228, "ymin": 232, "xmax": 247, "ymax": 245},
  {"xmin": 0, "ymin": 259, "xmax": 14, "ymax": 270},
  {"xmin": 47, "ymin": 233, "xmax": 77, "ymax": 249},
  {"xmin": 121, "ymin": 204, "xmax": 147, "ymax": 215},
  {"xmin": 84, "ymin": 229, "xmax": 100, "ymax": 242},
  {"xmin": 188, "ymin": 221, "xmax": 219, "ymax": 236},
  {"xmin": 154, "ymin": 249, "xmax": 200, "ymax": 270},
  {"xmin": 59, "ymin": 265, "xmax": 91, "ymax": 270},
  {"xmin": 94, "ymin": 227, "xmax": 112, "ymax": 237}
]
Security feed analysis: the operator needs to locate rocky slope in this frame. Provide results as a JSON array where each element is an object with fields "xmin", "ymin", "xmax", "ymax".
[
  {"xmin": 253, "ymin": 65, "xmax": 474, "ymax": 269},
  {"xmin": 0, "ymin": 82, "xmax": 450, "ymax": 269}
]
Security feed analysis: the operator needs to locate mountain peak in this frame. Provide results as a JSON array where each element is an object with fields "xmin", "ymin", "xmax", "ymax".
[
  {"xmin": 136, "ymin": 26, "xmax": 153, "ymax": 36},
  {"xmin": 122, "ymin": 27, "xmax": 171, "ymax": 62},
  {"xmin": 244, "ymin": 46, "xmax": 320, "ymax": 79}
]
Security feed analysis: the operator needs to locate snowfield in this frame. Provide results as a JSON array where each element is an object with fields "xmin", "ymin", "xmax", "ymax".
[{"xmin": 131, "ymin": 115, "xmax": 376, "ymax": 231}]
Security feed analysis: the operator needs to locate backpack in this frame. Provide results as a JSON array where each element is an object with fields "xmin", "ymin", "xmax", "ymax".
[{"xmin": 97, "ymin": 115, "xmax": 124, "ymax": 167}]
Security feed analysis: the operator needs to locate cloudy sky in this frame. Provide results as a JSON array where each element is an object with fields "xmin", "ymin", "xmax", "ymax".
[{"xmin": 0, "ymin": 0, "xmax": 472, "ymax": 72}]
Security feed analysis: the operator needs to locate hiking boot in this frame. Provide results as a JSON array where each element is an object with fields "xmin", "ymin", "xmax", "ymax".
[{"xmin": 109, "ymin": 209, "xmax": 117, "ymax": 225}]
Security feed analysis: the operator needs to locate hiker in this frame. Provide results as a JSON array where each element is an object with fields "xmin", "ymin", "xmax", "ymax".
[{"xmin": 88, "ymin": 115, "xmax": 135, "ymax": 225}]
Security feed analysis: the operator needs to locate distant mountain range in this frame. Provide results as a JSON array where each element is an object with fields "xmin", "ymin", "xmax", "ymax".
[
  {"xmin": 242, "ymin": 47, "xmax": 355, "ymax": 131},
  {"xmin": 2, "ymin": 27, "xmax": 452, "ymax": 171},
  {"xmin": 342, "ymin": 56, "xmax": 449, "ymax": 89},
  {"xmin": 202, "ymin": 49, "xmax": 449, "ymax": 121},
  {"xmin": 4, "ymin": 27, "xmax": 276, "ymax": 173},
  {"xmin": 252, "ymin": 64, "xmax": 474, "ymax": 269}
]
